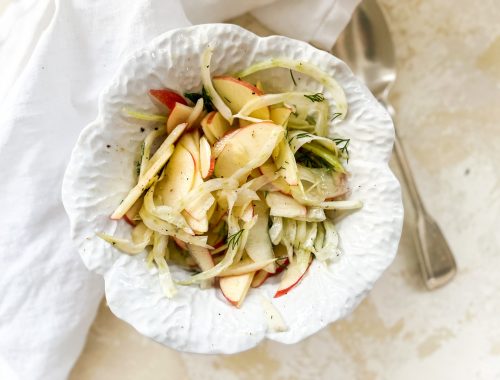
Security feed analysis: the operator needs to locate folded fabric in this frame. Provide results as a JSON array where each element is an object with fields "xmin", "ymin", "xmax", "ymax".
[{"xmin": 0, "ymin": 1, "xmax": 358, "ymax": 379}]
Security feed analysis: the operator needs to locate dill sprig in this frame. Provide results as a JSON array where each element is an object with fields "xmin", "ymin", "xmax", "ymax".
[
  {"xmin": 330, "ymin": 112, "xmax": 342, "ymax": 121},
  {"xmin": 289, "ymin": 132, "xmax": 312, "ymax": 143},
  {"xmin": 332, "ymin": 138, "xmax": 350, "ymax": 160},
  {"xmin": 227, "ymin": 229, "xmax": 244, "ymax": 250},
  {"xmin": 304, "ymin": 93, "xmax": 325, "ymax": 102}
]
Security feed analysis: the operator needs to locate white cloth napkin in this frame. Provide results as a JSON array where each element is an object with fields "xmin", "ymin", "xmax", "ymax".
[{"xmin": 0, "ymin": 1, "xmax": 358, "ymax": 379}]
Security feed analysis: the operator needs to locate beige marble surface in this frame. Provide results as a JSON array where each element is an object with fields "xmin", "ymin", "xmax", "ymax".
[{"xmin": 71, "ymin": 1, "xmax": 500, "ymax": 379}]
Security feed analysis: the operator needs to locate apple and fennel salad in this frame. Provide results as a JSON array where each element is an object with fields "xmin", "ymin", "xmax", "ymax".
[{"xmin": 99, "ymin": 48, "xmax": 361, "ymax": 308}]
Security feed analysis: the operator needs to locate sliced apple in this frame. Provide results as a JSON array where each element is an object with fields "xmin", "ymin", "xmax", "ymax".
[
  {"xmin": 186, "ymin": 98, "xmax": 205, "ymax": 130},
  {"xmin": 156, "ymin": 145, "xmax": 195, "ymax": 207},
  {"xmin": 239, "ymin": 203, "xmax": 254, "ymax": 223},
  {"xmin": 273, "ymin": 139, "xmax": 299, "ymax": 186},
  {"xmin": 245, "ymin": 201, "xmax": 276, "ymax": 273},
  {"xmin": 274, "ymin": 252, "xmax": 312, "ymax": 298},
  {"xmin": 266, "ymin": 192, "xmax": 307, "ymax": 218},
  {"xmin": 123, "ymin": 197, "xmax": 143, "ymax": 226},
  {"xmin": 219, "ymin": 272, "xmax": 255, "ymax": 307},
  {"xmin": 251, "ymin": 270, "xmax": 270, "ymax": 288},
  {"xmin": 270, "ymin": 107, "xmax": 292, "ymax": 126},
  {"xmin": 188, "ymin": 244, "xmax": 215, "ymax": 287},
  {"xmin": 220, "ymin": 257, "xmax": 276, "ymax": 277},
  {"xmin": 183, "ymin": 211, "xmax": 209, "ymax": 234},
  {"xmin": 188, "ymin": 244, "xmax": 214, "ymax": 270},
  {"xmin": 149, "ymin": 89, "xmax": 187, "ymax": 111},
  {"xmin": 199, "ymin": 136, "xmax": 214, "ymax": 179},
  {"xmin": 212, "ymin": 128, "xmax": 240, "ymax": 159},
  {"xmin": 184, "ymin": 192, "xmax": 215, "ymax": 221},
  {"xmin": 213, "ymin": 76, "xmax": 270, "ymax": 120},
  {"xmin": 166, "ymin": 103, "xmax": 193, "ymax": 133},
  {"xmin": 201, "ymin": 112, "xmax": 218, "ymax": 144},
  {"xmin": 259, "ymin": 160, "xmax": 292, "ymax": 195},
  {"xmin": 214, "ymin": 122, "xmax": 284, "ymax": 179},
  {"xmin": 201, "ymin": 111, "xmax": 231, "ymax": 145},
  {"xmin": 178, "ymin": 131, "xmax": 204, "ymax": 189}
]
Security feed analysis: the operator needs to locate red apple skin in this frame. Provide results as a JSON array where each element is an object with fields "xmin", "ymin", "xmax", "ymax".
[
  {"xmin": 149, "ymin": 89, "xmax": 187, "ymax": 110},
  {"xmin": 213, "ymin": 76, "xmax": 264, "ymax": 95},
  {"xmin": 274, "ymin": 258, "xmax": 290, "ymax": 274},
  {"xmin": 274, "ymin": 261, "xmax": 312, "ymax": 298},
  {"xmin": 251, "ymin": 270, "xmax": 270, "ymax": 288},
  {"xmin": 122, "ymin": 215, "xmax": 136, "ymax": 227},
  {"xmin": 204, "ymin": 157, "xmax": 215, "ymax": 179},
  {"xmin": 207, "ymin": 111, "xmax": 216, "ymax": 124},
  {"xmin": 221, "ymin": 290, "xmax": 238, "ymax": 307}
]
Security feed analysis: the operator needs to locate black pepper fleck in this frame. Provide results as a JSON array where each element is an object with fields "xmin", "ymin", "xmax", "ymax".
[
  {"xmin": 140, "ymin": 127, "xmax": 145, "ymax": 132},
  {"xmin": 106, "ymin": 144, "xmax": 111, "ymax": 148}
]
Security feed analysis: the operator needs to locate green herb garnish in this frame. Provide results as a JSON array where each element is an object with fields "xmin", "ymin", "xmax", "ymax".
[
  {"xmin": 184, "ymin": 87, "xmax": 214, "ymax": 112},
  {"xmin": 330, "ymin": 112, "xmax": 342, "ymax": 121},
  {"xmin": 227, "ymin": 229, "xmax": 244, "ymax": 250},
  {"xmin": 331, "ymin": 138, "xmax": 350, "ymax": 162},
  {"xmin": 304, "ymin": 93, "xmax": 325, "ymax": 102}
]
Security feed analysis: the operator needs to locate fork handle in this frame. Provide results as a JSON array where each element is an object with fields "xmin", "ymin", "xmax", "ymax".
[
  {"xmin": 393, "ymin": 129, "xmax": 457, "ymax": 289},
  {"xmin": 393, "ymin": 133, "xmax": 425, "ymax": 215}
]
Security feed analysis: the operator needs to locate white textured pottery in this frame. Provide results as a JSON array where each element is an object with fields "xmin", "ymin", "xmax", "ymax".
[{"xmin": 62, "ymin": 24, "xmax": 403, "ymax": 354}]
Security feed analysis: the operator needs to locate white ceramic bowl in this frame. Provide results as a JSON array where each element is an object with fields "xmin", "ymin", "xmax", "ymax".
[{"xmin": 62, "ymin": 23, "xmax": 403, "ymax": 354}]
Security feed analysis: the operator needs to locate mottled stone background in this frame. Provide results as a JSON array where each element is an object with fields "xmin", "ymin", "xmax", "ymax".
[{"xmin": 70, "ymin": 1, "xmax": 500, "ymax": 379}]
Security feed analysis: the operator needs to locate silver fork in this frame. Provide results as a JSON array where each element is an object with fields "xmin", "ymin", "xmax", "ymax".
[{"xmin": 331, "ymin": 0, "xmax": 457, "ymax": 289}]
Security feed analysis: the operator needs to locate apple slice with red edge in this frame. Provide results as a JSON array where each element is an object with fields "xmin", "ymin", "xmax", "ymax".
[
  {"xmin": 178, "ymin": 131, "xmax": 204, "ymax": 190},
  {"xmin": 213, "ymin": 76, "xmax": 269, "ymax": 120},
  {"xmin": 250, "ymin": 270, "xmax": 270, "ymax": 288},
  {"xmin": 214, "ymin": 122, "xmax": 284, "ymax": 179},
  {"xmin": 219, "ymin": 272, "xmax": 255, "ymax": 308},
  {"xmin": 166, "ymin": 103, "xmax": 193, "ymax": 133},
  {"xmin": 199, "ymin": 136, "xmax": 214, "ymax": 179},
  {"xmin": 274, "ymin": 253, "xmax": 312, "ymax": 298},
  {"xmin": 201, "ymin": 112, "xmax": 218, "ymax": 144},
  {"xmin": 123, "ymin": 197, "xmax": 143, "ymax": 226},
  {"xmin": 149, "ymin": 89, "xmax": 187, "ymax": 111},
  {"xmin": 201, "ymin": 111, "xmax": 231, "ymax": 144},
  {"xmin": 186, "ymin": 98, "xmax": 205, "ymax": 130},
  {"xmin": 266, "ymin": 192, "xmax": 307, "ymax": 218}
]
